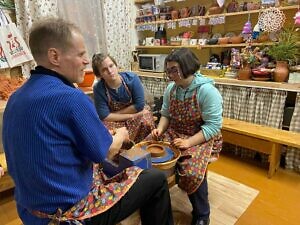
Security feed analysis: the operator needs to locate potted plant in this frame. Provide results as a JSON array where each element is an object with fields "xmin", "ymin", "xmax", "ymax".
[
  {"xmin": 267, "ymin": 27, "xmax": 300, "ymax": 82},
  {"xmin": 238, "ymin": 44, "xmax": 259, "ymax": 80}
]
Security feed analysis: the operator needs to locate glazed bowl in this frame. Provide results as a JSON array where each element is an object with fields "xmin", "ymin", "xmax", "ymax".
[{"xmin": 251, "ymin": 69, "xmax": 271, "ymax": 76}]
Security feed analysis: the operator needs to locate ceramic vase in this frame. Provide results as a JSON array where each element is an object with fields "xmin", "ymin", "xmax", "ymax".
[
  {"xmin": 238, "ymin": 63, "xmax": 252, "ymax": 80},
  {"xmin": 273, "ymin": 61, "xmax": 289, "ymax": 82}
]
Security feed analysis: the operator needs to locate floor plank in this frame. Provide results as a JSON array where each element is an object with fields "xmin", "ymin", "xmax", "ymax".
[{"xmin": 120, "ymin": 171, "xmax": 258, "ymax": 225}]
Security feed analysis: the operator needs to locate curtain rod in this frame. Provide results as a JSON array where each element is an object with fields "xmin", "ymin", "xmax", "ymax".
[{"xmin": 215, "ymin": 81, "xmax": 300, "ymax": 92}]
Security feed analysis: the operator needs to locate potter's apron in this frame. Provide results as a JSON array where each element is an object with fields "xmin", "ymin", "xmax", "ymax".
[
  {"xmin": 163, "ymin": 86, "xmax": 222, "ymax": 194},
  {"xmin": 31, "ymin": 164, "xmax": 143, "ymax": 225},
  {"xmin": 103, "ymin": 78, "xmax": 155, "ymax": 143}
]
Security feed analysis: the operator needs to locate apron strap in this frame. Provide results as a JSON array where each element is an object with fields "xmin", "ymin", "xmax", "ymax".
[{"xmin": 30, "ymin": 208, "xmax": 84, "ymax": 225}]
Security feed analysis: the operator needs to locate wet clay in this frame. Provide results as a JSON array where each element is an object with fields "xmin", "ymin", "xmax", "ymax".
[{"xmin": 146, "ymin": 144, "xmax": 165, "ymax": 157}]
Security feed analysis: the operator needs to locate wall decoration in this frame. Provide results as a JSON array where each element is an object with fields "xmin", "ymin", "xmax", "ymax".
[{"xmin": 258, "ymin": 7, "xmax": 286, "ymax": 32}]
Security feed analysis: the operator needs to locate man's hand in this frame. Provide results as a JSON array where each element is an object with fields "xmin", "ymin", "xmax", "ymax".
[
  {"xmin": 107, "ymin": 127, "xmax": 129, "ymax": 160},
  {"xmin": 114, "ymin": 127, "xmax": 129, "ymax": 142}
]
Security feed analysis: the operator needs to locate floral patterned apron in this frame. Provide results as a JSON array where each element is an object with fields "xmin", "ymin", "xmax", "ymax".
[
  {"xmin": 162, "ymin": 86, "xmax": 222, "ymax": 194},
  {"xmin": 31, "ymin": 164, "xmax": 143, "ymax": 225},
  {"xmin": 103, "ymin": 77, "xmax": 155, "ymax": 143}
]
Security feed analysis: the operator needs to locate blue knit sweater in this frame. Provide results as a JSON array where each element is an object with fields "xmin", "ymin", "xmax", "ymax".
[{"xmin": 3, "ymin": 67, "xmax": 112, "ymax": 225}]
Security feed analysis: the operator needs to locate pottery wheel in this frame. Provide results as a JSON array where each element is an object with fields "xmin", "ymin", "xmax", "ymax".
[{"xmin": 136, "ymin": 142, "xmax": 174, "ymax": 163}]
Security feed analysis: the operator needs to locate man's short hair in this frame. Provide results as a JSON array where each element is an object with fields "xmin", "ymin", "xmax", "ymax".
[{"xmin": 29, "ymin": 18, "xmax": 81, "ymax": 60}]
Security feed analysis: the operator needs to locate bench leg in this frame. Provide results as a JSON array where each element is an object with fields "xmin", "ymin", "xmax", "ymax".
[{"xmin": 268, "ymin": 144, "xmax": 281, "ymax": 178}]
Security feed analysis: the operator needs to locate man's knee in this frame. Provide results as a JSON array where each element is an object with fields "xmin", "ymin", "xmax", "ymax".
[{"xmin": 140, "ymin": 168, "xmax": 168, "ymax": 186}]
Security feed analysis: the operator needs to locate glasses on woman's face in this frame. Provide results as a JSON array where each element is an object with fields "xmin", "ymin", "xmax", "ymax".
[{"xmin": 165, "ymin": 66, "xmax": 180, "ymax": 77}]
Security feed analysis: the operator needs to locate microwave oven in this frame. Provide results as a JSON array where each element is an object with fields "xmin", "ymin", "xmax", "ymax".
[{"xmin": 138, "ymin": 54, "xmax": 168, "ymax": 73}]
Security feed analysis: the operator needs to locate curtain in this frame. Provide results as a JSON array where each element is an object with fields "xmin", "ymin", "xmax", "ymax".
[
  {"xmin": 103, "ymin": 0, "xmax": 137, "ymax": 70},
  {"xmin": 14, "ymin": 0, "xmax": 58, "ymax": 77},
  {"xmin": 216, "ymin": 84, "xmax": 287, "ymax": 162},
  {"xmin": 140, "ymin": 77, "xmax": 168, "ymax": 98},
  {"xmin": 57, "ymin": 0, "xmax": 107, "ymax": 64},
  {"xmin": 285, "ymin": 93, "xmax": 300, "ymax": 173}
]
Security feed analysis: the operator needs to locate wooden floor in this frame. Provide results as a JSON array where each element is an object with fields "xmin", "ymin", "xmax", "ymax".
[
  {"xmin": 1, "ymin": 153, "xmax": 300, "ymax": 225},
  {"xmin": 209, "ymin": 154, "xmax": 300, "ymax": 225}
]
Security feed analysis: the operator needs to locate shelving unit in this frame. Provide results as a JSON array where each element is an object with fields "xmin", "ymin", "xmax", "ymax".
[
  {"xmin": 134, "ymin": 0, "xmax": 153, "ymax": 4},
  {"xmin": 136, "ymin": 41, "xmax": 277, "ymax": 49},
  {"xmin": 134, "ymin": 71, "xmax": 300, "ymax": 92},
  {"xmin": 135, "ymin": 5, "xmax": 298, "ymax": 26},
  {"xmin": 134, "ymin": 0, "xmax": 298, "ymax": 71}
]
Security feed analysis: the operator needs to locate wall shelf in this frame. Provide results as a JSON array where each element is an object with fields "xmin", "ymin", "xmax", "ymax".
[
  {"xmin": 136, "ymin": 45, "xmax": 201, "ymax": 49},
  {"xmin": 134, "ymin": 71, "xmax": 300, "ymax": 92},
  {"xmin": 135, "ymin": 5, "xmax": 298, "ymax": 26},
  {"xmin": 136, "ymin": 42, "xmax": 275, "ymax": 49},
  {"xmin": 134, "ymin": 0, "xmax": 153, "ymax": 4}
]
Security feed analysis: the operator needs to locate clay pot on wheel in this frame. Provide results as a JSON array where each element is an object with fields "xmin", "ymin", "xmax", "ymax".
[{"xmin": 146, "ymin": 144, "xmax": 165, "ymax": 157}]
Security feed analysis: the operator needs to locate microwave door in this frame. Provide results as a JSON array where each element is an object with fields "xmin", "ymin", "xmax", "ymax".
[{"xmin": 139, "ymin": 57, "xmax": 153, "ymax": 72}]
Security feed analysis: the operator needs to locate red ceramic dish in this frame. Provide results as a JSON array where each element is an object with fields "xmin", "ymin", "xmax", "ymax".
[{"xmin": 252, "ymin": 69, "xmax": 270, "ymax": 76}]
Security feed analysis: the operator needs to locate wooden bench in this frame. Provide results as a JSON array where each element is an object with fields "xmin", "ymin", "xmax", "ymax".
[
  {"xmin": 0, "ymin": 153, "xmax": 14, "ymax": 192},
  {"xmin": 222, "ymin": 117, "xmax": 300, "ymax": 178}
]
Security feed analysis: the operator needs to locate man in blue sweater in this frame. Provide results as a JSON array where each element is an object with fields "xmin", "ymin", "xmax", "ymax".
[{"xmin": 3, "ymin": 18, "xmax": 173, "ymax": 225}]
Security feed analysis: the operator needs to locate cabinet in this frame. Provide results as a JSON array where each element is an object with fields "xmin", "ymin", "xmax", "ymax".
[{"xmin": 134, "ymin": 0, "xmax": 298, "ymax": 65}]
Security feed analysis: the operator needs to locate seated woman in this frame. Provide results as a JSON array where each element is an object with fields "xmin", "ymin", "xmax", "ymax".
[
  {"xmin": 92, "ymin": 53, "xmax": 155, "ymax": 143},
  {"xmin": 149, "ymin": 48, "xmax": 223, "ymax": 225}
]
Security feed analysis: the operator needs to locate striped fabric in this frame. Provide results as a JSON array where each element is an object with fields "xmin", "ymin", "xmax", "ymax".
[
  {"xmin": 285, "ymin": 92, "xmax": 300, "ymax": 172},
  {"xmin": 140, "ymin": 77, "xmax": 168, "ymax": 98},
  {"xmin": 215, "ymin": 84, "xmax": 287, "ymax": 163}
]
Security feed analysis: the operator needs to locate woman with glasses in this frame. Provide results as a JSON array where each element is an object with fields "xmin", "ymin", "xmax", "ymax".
[
  {"xmin": 92, "ymin": 53, "xmax": 155, "ymax": 143},
  {"xmin": 151, "ymin": 48, "xmax": 223, "ymax": 225}
]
